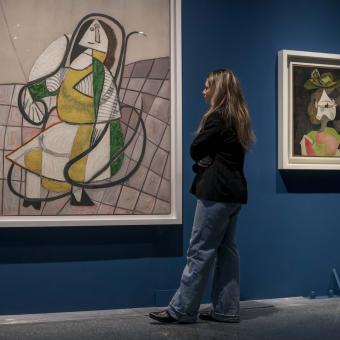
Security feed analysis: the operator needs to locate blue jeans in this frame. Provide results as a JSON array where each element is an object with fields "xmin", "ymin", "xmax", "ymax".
[{"xmin": 168, "ymin": 199, "xmax": 241, "ymax": 323}]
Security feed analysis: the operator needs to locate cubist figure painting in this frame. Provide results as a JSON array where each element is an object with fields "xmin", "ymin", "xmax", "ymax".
[
  {"xmin": 0, "ymin": 9, "xmax": 171, "ymax": 217},
  {"xmin": 7, "ymin": 15, "xmax": 127, "ymax": 209},
  {"xmin": 293, "ymin": 67, "xmax": 340, "ymax": 157}
]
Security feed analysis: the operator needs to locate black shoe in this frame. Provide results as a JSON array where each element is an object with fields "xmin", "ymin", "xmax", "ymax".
[
  {"xmin": 149, "ymin": 310, "xmax": 177, "ymax": 323},
  {"xmin": 199, "ymin": 311, "xmax": 240, "ymax": 323},
  {"xmin": 70, "ymin": 190, "xmax": 94, "ymax": 206},
  {"xmin": 23, "ymin": 199, "xmax": 41, "ymax": 210}
]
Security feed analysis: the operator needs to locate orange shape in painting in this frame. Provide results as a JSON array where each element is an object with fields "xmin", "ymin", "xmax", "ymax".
[{"xmin": 316, "ymin": 131, "xmax": 340, "ymax": 156}]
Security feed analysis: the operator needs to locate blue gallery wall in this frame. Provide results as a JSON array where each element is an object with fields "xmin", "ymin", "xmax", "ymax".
[{"xmin": 1, "ymin": 0, "xmax": 340, "ymax": 314}]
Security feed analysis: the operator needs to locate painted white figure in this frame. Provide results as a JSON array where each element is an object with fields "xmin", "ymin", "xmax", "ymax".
[
  {"xmin": 316, "ymin": 89, "xmax": 337, "ymax": 121},
  {"xmin": 7, "ymin": 18, "xmax": 124, "ymax": 209}
]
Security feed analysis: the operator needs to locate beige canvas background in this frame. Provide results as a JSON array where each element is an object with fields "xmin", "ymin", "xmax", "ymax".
[{"xmin": 0, "ymin": 0, "xmax": 170, "ymax": 83}]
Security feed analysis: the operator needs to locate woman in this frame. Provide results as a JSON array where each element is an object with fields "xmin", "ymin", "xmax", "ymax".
[{"xmin": 149, "ymin": 69, "xmax": 255, "ymax": 323}]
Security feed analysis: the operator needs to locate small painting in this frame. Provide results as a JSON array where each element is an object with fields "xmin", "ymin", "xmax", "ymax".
[
  {"xmin": 278, "ymin": 50, "xmax": 340, "ymax": 169},
  {"xmin": 293, "ymin": 65, "xmax": 340, "ymax": 158}
]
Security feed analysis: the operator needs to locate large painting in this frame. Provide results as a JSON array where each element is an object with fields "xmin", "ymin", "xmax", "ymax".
[
  {"xmin": 0, "ymin": 0, "xmax": 182, "ymax": 226},
  {"xmin": 278, "ymin": 50, "xmax": 340, "ymax": 170}
]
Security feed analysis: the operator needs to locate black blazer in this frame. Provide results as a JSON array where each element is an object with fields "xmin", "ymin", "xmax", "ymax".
[{"xmin": 190, "ymin": 111, "xmax": 247, "ymax": 204}]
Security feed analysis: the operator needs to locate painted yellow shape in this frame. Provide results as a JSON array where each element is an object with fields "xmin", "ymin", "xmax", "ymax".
[
  {"xmin": 93, "ymin": 50, "xmax": 106, "ymax": 63},
  {"xmin": 57, "ymin": 66, "xmax": 95, "ymax": 123},
  {"xmin": 68, "ymin": 125, "xmax": 93, "ymax": 182},
  {"xmin": 42, "ymin": 178, "xmax": 71, "ymax": 192},
  {"xmin": 24, "ymin": 148, "xmax": 71, "ymax": 192},
  {"xmin": 24, "ymin": 148, "xmax": 42, "ymax": 174}
]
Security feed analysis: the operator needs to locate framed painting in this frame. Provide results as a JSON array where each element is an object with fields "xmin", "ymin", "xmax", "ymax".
[
  {"xmin": 278, "ymin": 50, "xmax": 340, "ymax": 170},
  {"xmin": 0, "ymin": 0, "xmax": 182, "ymax": 226}
]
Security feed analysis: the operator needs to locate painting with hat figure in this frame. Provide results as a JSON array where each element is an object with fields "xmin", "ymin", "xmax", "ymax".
[{"xmin": 292, "ymin": 64, "xmax": 340, "ymax": 157}]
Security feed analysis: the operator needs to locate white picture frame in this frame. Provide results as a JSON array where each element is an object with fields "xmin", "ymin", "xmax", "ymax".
[
  {"xmin": 278, "ymin": 49, "xmax": 340, "ymax": 170},
  {"xmin": 0, "ymin": 0, "xmax": 182, "ymax": 227}
]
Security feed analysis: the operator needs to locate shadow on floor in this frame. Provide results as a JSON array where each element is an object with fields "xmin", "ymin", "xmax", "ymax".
[{"xmin": 241, "ymin": 305, "xmax": 279, "ymax": 321}]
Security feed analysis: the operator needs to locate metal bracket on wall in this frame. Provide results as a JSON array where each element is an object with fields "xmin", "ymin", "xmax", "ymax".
[
  {"xmin": 332, "ymin": 268, "xmax": 340, "ymax": 292},
  {"xmin": 309, "ymin": 267, "xmax": 340, "ymax": 299}
]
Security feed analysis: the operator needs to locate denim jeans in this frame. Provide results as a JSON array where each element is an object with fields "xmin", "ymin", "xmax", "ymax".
[{"xmin": 168, "ymin": 199, "xmax": 241, "ymax": 323}]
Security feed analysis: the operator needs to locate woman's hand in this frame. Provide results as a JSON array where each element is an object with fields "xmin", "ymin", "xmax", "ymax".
[{"xmin": 198, "ymin": 156, "xmax": 213, "ymax": 168}]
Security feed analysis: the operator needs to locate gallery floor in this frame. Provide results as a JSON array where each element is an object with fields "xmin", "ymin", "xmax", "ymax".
[{"xmin": 0, "ymin": 297, "xmax": 339, "ymax": 340}]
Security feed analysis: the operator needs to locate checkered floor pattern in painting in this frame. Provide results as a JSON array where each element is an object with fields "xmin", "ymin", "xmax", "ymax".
[{"xmin": 0, "ymin": 57, "xmax": 171, "ymax": 216}]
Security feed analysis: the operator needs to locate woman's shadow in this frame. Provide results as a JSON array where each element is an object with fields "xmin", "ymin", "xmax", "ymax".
[{"xmin": 240, "ymin": 300, "xmax": 279, "ymax": 321}]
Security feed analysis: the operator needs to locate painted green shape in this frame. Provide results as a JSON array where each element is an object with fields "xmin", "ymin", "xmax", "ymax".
[
  {"xmin": 323, "ymin": 127, "xmax": 340, "ymax": 140},
  {"xmin": 306, "ymin": 131, "xmax": 317, "ymax": 140},
  {"xmin": 313, "ymin": 141, "xmax": 326, "ymax": 156},
  {"xmin": 92, "ymin": 58, "xmax": 104, "ymax": 114},
  {"xmin": 28, "ymin": 80, "xmax": 57, "ymax": 100},
  {"xmin": 304, "ymin": 69, "xmax": 340, "ymax": 90},
  {"xmin": 92, "ymin": 58, "xmax": 124, "ymax": 176},
  {"xmin": 110, "ymin": 120, "xmax": 124, "ymax": 175}
]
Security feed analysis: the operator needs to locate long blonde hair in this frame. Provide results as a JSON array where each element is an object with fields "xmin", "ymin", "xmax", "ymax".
[{"xmin": 197, "ymin": 69, "xmax": 255, "ymax": 151}]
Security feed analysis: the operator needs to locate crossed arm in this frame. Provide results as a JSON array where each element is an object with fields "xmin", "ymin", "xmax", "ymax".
[{"xmin": 190, "ymin": 112, "xmax": 223, "ymax": 163}]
